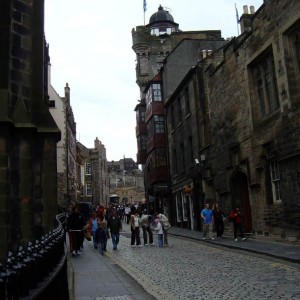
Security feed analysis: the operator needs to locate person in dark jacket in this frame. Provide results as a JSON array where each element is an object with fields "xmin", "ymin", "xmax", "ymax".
[
  {"xmin": 67, "ymin": 205, "xmax": 86, "ymax": 256},
  {"xmin": 107, "ymin": 209, "xmax": 122, "ymax": 250},
  {"xmin": 94, "ymin": 221, "xmax": 109, "ymax": 255},
  {"xmin": 212, "ymin": 203, "xmax": 226, "ymax": 238}
]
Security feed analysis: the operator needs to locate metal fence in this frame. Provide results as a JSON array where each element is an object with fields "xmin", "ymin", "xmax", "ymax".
[{"xmin": 0, "ymin": 213, "xmax": 69, "ymax": 300}]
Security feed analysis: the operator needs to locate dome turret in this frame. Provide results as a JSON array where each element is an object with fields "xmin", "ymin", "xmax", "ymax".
[
  {"xmin": 149, "ymin": 5, "xmax": 175, "ymax": 24},
  {"xmin": 148, "ymin": 5, "xmax": 179, "ymax": 36}
]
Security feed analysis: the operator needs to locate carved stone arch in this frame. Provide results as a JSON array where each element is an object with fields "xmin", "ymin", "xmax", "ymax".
[{"xmin": 229, "ymin": 168, "xmax": 253, "ymax": 233}]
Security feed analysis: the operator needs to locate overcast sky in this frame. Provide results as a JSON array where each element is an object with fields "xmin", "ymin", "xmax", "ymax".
[{"xmin": 44, "ymin": 0, "xmax": 263, "ymax": 162}]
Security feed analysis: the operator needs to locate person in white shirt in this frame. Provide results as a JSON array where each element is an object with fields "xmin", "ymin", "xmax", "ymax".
[
  {"xmin": 139, "ymin": 214, "xmax": 154, "ymax": 245},
  {"xmin": 156, "ymin": 213, "xmax": 171, "ymax": 246},
  {"xmin": 130, "ymin": 210, "xmax": 141, "ymax": 247},
  {"xmin": 124, "ymin": 205, "xmax": 131, "ymax": 224},
  {"xmin": 154, "ymin": 219, "xmax": 163, "ymax": 247}
]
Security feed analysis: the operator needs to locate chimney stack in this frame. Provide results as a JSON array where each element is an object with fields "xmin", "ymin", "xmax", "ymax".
[{"xmin": 240, "ymin": 5, "xmax": 255, "ymax": 34}]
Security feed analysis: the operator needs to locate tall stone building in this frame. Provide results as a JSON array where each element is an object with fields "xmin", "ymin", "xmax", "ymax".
[
  {"xmin": 132, "ymin": 5, "xmax": 226, "ymax": 217},
  {"xmin": 197, "ymin": 0, "xmax": 300, "ymax": 241},
  {"xmin": 49, "ymin": 79, "xmax": 77, "ymax": 208},
  {"xmin": 133, "ymin": 1, "xmax": 300, "ymax": 242},
  {"xmin": 0, "ymin": 1, "xmax": 60, "ymax": 258},
  {"xmin": 107, "ymin": 158, "xmax": 144, "ymax": 204},
  {"xmin": 165, "ymin": 0, "xmax": 300, "ymax": 241},
  {"xmin": 76, "ymin": 138, "xmax": 109, "ymax": 205}
]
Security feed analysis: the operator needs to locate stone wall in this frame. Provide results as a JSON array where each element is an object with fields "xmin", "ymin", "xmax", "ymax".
[{"xmin": 203, "ymin": 0, "xmax": 300, "ymax": 241}]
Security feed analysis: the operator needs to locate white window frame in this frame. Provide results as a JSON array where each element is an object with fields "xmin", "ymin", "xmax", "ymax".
[
  {"xmin": 85, "ymin": 161, "xmax": 91, "ymax": 175},
  {"xmin": 270, "ymin": 161, "xmax": 281, "ymax": 203},
  {"xmin": 86, "ymin": 182, "xmax": 92, "ymax": 197}
]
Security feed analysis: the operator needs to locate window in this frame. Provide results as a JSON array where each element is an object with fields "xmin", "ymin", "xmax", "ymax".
[
  {"xmin": 184, "ymin": 87, "xmax": 190, "ymax": 115},
  {"xmin": 136, "ymin": 109, "xmax": 145, "ymax": 123},
  {"xmin": 137, "ymin": 135, "xmax": 147, "ymax": 150},
  {"xmin": 140, "ymin": 111, "xmax": 145, "ymax": 122},
  {"xmin": 49, "ymin": 100, "xmax": 55, "ymax": 107},
  {"xmin": 152, "ymin": 83, "xmax": 162, "ymax": 101},
  {"xmin": 283, "ymin": 22, "xmax": 300, "ymax": 102},
  {"xmin": 146, "ymin": 83, "xmax": 162, "ymax": 108},
  {"xmin": 270, "ymin": 161, "xmax": 281, "ymax": 203},
  {"xmin": 252, "ymin": 51, "xmax": 279, "ymax": 117},
  {"xmin": 154, "ymin": 115, "xmax": 165, "ymax": 133},
  {"xmin": 85, "ymin": 161, "xmax": 91, "ymax": 175},
  {"xmin": 155, "ymin": 148, "xmax": 167, "ymax": 167},
  {"xmin": 147, "ymin": 115, "xmax": 165, "ymax": 139},
  {"xmin": 147, "ymin": 121, "xmax": 152, "ymax": 140},
  {"xmin": 86, "ymin": 183, "xmax": 92, "ymax": 196}
]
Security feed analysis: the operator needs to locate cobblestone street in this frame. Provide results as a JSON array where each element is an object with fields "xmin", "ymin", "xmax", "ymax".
[{"xmin": 102, "ymin": 225, "xmax": 300, "ymax": 300}]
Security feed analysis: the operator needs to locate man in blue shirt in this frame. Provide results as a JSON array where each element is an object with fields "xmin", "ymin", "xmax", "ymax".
[{"xmin": 201, "ymin": 203, "xmax": 214, "ymax": 240}]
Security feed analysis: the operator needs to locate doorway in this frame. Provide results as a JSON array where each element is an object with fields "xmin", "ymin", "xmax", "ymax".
[{"xmin": 230, "ymin": 170, "xmax": 253, "ymax": 233}]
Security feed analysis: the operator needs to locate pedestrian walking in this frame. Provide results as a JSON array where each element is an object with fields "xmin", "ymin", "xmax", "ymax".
[
  {"xmin": 229, "ymin": 206, "xmax": 247, "ymax": 241},
  {"xmin": 124, "ymin": 205, "xmax": 131, "ymax": 224},
  {"xmin": 94, "ymin": 220, "xmax": 109, "ymax": 255},
  {"xmin": 139, "ymin": 214, "xmax": 154, "ymax": 245},
  {"xmin": 130, "ymin": 210, "xmax": 142, "ymax": 247},
  {"xmin": 107, "ymin": 209, "xmax": 122, "ymax": 250},
  {"xmin": 154, "ymin": 218, "xmax": 164, "ymax": 247},
  {"xmin": 156, "ymin": 212, "xmax": 171, "ymax": 246},
  {"xmin": 212, "ymin": 203, "xmax": 226, "ymax": 238},
  {"xmin": 88, "ymin": 212, "xmax": 99, "ymax": 249},
  {"xmin": 201, "ymin": 203, "xmax": 214, "ymax": 240},
  {"xmin": 67, "ymin": 205, "xmax": 86, "ymax": 256}
]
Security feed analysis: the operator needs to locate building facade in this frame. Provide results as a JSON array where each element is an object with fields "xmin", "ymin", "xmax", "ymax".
[
  {"xmin": 197, "ymin": 0, "xmax": 300, "ymax": 241},
  {"xmin": 49, "ymin": 79, "xmax": 77, "ymax": 208},
  {"xmin": 133, "ymin": 5, "xmax": 226, "ymax": 218},
  {"xmin": 134, "ymin": 1, "xmax": 300, "ymax": 242},
  {"xmin": 108, "ymin": 158, "xmax": 145, "ymax": 204},
  {"xmin": 0, "ymin": 1, "xmax": 60, "ymax": 258},
  {"xmin": 76, "ymin": 138, "xmax": 109, "ymax": 206}
]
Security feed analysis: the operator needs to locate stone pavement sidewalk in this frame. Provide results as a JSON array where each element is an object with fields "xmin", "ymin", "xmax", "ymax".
[
  {"xmin": 168, "ymin": 226, "xmax": 300, "ymax": 264},
  {"xmin": 68, "ymin": 224, "xmax": 299, "ymax": 300},
  {"xmin": 67, "ymin": 236, "xmax": 156, "ymax": 300}
]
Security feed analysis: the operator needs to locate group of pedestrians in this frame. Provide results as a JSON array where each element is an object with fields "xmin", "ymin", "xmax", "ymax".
[
  {"xmin": 201, "ymin": 202, "xmax": 247, "ymax": 241},
  {"xmin": 66, "ymin": 202, "xmax": 172, "ymax": 257},
  {"xmin": 129, "ymin": 210, "xmax": 170, "ymax": 248},
  {"xmin": 67, "ymin": 201, "xmax": 247, "ymax": 257}
]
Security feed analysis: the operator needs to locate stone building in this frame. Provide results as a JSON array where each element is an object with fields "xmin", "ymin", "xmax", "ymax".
[
  {"xmin": 134, "ymin": 1, "xmax": 300, "ymax": 242},
  {"xmin": 107, "ymin": 159, "xmax": 144, "ymax": 204},
  {"xmin": 196, "ymin": 0, "xmax": 300, "ymax": 241},
  {"xmin": 133, "ymin": 5, "xmax": 226, "ymax": 218},
  {"xmin": 76, "ymin": 138, "xmax": 109, "ymax": 206},
  {"xmin": 0, "ymin": 1, "xmax": 60, "ymax": 258},
  {"xmin": 49, "ymin": 79, "xmax": 77, "ymax": 208}
]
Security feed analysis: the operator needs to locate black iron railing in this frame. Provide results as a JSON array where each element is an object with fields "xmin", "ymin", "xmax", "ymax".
[{"xmin": 0, "ymin": 213, "xmax": 69, "ymax": 300}]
